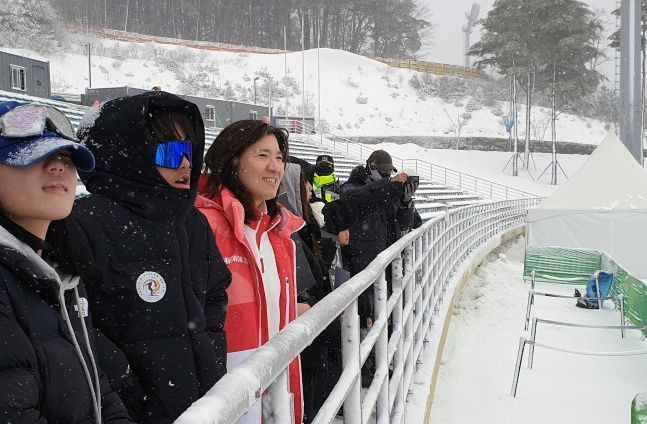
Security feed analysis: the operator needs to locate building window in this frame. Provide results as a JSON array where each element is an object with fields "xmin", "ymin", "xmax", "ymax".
[
  {"xmin": 205, "ymin": 105, "xmax": 215, "ymax": 121},
  {"xmin": 249, "ymin": 110, "xmax": 258, "ymax": 120},
  {"xmin": 10, "ymin": 65, "xmax": 26, "ymax": 91}
]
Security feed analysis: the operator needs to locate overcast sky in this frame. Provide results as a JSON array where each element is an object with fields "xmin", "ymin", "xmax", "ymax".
[{"xmin": 423, "ymin": 0, "xmax": 617, "ymax": 83}]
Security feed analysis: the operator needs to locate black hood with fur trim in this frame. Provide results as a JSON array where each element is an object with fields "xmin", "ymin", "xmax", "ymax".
[
  {"xmin": 346, "ymin": 164, "xmax": 371, "ymax": 186},
  {"xmin": 77, "ymin": 91, "xmax": 205, "ymax": 219}
]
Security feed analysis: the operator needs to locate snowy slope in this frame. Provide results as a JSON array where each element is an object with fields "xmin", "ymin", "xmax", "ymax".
[{"xmin": 1, "ymin": 32, "xmax": 610, "ymax": 144}]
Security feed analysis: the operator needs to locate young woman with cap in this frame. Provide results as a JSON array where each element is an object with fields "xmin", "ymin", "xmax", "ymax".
[
  {"xmin": 45, "ymin": 92, "xmax": 231, "ymax": 423},
  {"xmin": 197, "ymin": 120, "xmax": 304, "ymax": 424},
  {"xmin": 0, "ymin": 101, "xmax": 133, "ymax": 423}
]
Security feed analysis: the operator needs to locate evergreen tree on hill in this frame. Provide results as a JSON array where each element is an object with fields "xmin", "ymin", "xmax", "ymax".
[
  {"xmin": 469, "ymin": 0, "xmax": 603, "ymax": 153},
  {"xmin": 0, "ymin": 0, "xmax": 60, "ymax": 53},
  {"xmin": 534, "ymin": 0, "xmax": 604, "ymax": 115}
]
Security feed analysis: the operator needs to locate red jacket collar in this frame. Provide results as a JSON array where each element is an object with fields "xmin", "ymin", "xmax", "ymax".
[{"xmin": 195, "ymin": 187, "xmax": 304, "ymax": 242}]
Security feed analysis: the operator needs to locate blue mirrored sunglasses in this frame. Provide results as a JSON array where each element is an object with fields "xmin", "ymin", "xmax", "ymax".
[{"xmin": 154, "ymin": 141, "xmax": 193, "ymax": 169}]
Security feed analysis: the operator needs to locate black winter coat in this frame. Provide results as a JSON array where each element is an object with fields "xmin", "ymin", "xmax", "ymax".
[
  {"xmin": 340, "ymin": 165, "xmax": 419, "ymax": 275},
  {"xmin": 0, "ymin": 226, "xmax": 133, "ymax": 424},
  {"xmin": 46, "ymin": 92, "xmax": 231, "ymax": 423}
]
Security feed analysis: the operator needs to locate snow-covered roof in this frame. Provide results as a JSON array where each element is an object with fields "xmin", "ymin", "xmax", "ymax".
[{"xmin": 528, "ymin": 133, "xmax": 647, "ymax": 220}]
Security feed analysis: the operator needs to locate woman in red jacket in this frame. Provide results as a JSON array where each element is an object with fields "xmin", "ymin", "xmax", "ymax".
[{"xmin": 197, "ymin": 120, "xmax": 304, "ymax": 423}]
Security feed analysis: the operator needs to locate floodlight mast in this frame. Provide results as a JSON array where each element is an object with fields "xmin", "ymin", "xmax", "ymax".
[{"xmin": 463, "ymin": 3, "xmax": 481, "ymax": 68}]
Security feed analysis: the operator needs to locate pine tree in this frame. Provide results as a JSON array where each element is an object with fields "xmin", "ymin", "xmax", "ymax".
[
  {"xmin": 0, "ymin": 0, "xmax": 61, "ymax": 52},
  {"xmin": 469, "ymin": 0, "xmax": 543, "ymax": 168},
  {"xmin": 469, "ymin": 0, "xmax": 603, "ymax": 166}
]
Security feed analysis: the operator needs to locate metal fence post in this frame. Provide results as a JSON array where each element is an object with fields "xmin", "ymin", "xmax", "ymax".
[
  {"xmin": 342, "ymin": 300, "xmax": 362, "ymax": 423},
  {"xmin": 403, "ymin": 244, "xmax": 415, "ymax": 396},
  {"xmin": 390, "ymin": 255, "xmax": 405, "ymax": 417},
  {"xmin": 375, "ymin": 272, "xmax": 390, "ymax": 423}
]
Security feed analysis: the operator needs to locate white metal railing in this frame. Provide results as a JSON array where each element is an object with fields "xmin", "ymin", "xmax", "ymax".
[
  {"xmin": 176, "ymin": 197, "xmax": 541, "ymax": 424},
  {"xmin": 294, "ymin": 122, "xmax": 538, "ymax": 201}
]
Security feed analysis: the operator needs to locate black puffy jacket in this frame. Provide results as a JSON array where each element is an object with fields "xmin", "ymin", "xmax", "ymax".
[
  {"xmin": 0, "ymin": 225, "xmax": 133, "ymax": 424},
  {"xmin": 46, "ymin": 92, "xmax": 231, "ymax": 423},
  {"xmin": 340, "ymin": 165, "xmax": 419, "ymax": 274}
]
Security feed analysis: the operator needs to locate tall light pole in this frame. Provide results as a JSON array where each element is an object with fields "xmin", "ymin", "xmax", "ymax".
[
  {"xmin": 301, "ymin": 15, "xmax": 306, "ymax": 133},
  {"xmin": 268, "ymin": 77, "xmax": 272, "ymax": 121},
  {"xmin": 284, "ymin": 26, "xmax": 289, "ymax": 123},
  {"xmin": 253, "ymin": 76, "xmax": 259, "ymax": 105},
  {"xmin": 462, "ymin": 3, "xmax": 480, "ymax": 68},
  {"xmin": 87, "ymin": 43, "xmax": 92, "ymax": 88}
]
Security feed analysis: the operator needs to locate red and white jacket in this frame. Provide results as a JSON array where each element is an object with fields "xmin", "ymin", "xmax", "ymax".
[{"xmin": 196, "ymin": 187, "xmax": 304, "ymax": 424}]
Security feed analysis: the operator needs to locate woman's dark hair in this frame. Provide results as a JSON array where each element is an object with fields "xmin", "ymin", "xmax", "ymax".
[
  {"xmin": 147, "ymin": 109, "xmax": 196, "ymax": 143},
  {"xmin": 202, "ymin": 120, "xmax": 289, "ymax": 223}
]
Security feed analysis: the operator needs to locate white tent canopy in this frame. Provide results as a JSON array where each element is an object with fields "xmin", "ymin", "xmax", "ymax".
[{"xmin": 527, "ymin": 133, "xmax": 647, "ymax": 279}]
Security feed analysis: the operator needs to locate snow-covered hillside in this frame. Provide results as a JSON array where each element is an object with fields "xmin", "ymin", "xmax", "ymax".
[{"xmin": 1, "ymin": 31, "xmax": 611, "ymax": 144}]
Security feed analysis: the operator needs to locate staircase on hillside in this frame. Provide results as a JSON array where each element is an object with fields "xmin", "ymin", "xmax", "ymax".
[{"xmin": 1, "ymin": 89, "xmax": 534, "ymax": 219}]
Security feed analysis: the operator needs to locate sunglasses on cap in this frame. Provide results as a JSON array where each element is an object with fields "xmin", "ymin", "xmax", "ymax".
[
  {"xmin": 0, "ymin": 104, "xmax": 76, "ymax": 140},
  {"xmin": 154, "ymin": 141, "xmax": 193, "ymax": 169}
]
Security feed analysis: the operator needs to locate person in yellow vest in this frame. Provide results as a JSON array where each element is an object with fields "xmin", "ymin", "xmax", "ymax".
[{"xmin": 312, "ymin": 154, "xmax": 341, "ymax": 202}]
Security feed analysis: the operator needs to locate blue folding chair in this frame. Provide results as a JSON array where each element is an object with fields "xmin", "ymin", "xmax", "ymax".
[{"xmin": 583, "ymin": 271, "xmax": 615, "ymax": 308}]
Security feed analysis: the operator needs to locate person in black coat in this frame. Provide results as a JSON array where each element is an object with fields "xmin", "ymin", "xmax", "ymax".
[
  {"xmin": 46, "ymin": 91, "xmax": 232, "ymax": 423},
  {"xmin": 0, "ymin": 101, "xmax": 133, "ymax": 423},
  {"xmin": 340, "ymin": 150, "xmax": 421, "ymax": 323}
]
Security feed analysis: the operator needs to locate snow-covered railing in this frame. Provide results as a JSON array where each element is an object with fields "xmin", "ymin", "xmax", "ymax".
[
  {"xmin": 176, "ymin": 197, "xmax": 541, "ymax": 424},
  {"xmin": 294, "ymin": 121, "xmax": 538, "ymax": 201}
]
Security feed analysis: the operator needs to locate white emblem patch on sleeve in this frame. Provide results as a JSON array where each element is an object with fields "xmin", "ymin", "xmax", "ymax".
[{"xmin": 136, "ymin": 271, "xmax": 167, "ymax": 303}]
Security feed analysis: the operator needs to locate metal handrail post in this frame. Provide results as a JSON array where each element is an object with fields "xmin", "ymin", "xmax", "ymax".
[
  {"xmin": 374, "ymin": 271, "xmax": 390, "ymax": 423},
  {"xmin": 342, "ymin": 300, "xmax": 362, "ymax": 423},
  {"xmin": 390, "ymin": 255, "xmax": 405, "ymax": 413},
  {"xmin": 403, "ymin": 244, "xmax": 415, "ymax": 396}
]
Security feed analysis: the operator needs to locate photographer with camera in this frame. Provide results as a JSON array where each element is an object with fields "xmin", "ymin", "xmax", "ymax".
[{"xmin": 340, "ymin": 150, "xmax": 420, "ymax": 322}]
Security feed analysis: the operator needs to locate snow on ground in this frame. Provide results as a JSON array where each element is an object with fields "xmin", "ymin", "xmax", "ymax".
[
  {"xmin": 428, "ymin": 236, "xmax": 647, "ymax": 424},
  {"xmin": 371, "ymin": 142, "xmax": 591, "ymax": 197},
  {"xmin": 0, "ymin": 34, "xmax": 610, "ymax": 144}
]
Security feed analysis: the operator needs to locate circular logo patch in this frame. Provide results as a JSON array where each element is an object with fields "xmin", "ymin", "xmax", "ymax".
[{"xmin": 136, "ymin": 271, "xmax": 167, "ymax": 303}]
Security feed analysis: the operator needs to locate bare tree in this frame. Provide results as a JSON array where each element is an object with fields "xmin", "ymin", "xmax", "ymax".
[
  {"xmin": 530, "ymin": 108, "xmax": 551, "ymax": 149},
  {"xmin": 444, "ymin": 109, "xmax": 470, "ymax": 150}
]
